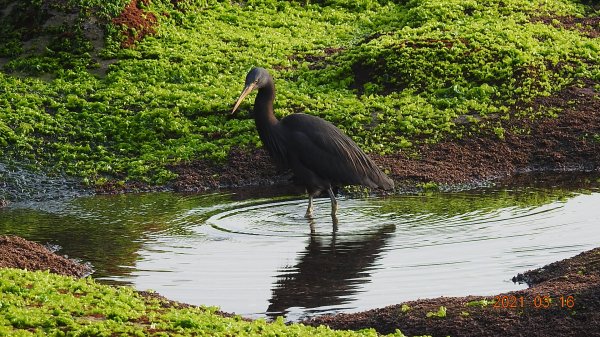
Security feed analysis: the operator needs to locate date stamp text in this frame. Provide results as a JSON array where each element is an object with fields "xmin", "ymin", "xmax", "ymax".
[{"xmin": 492, "ymin": 295, "xmax": 575, "ymax": 309}]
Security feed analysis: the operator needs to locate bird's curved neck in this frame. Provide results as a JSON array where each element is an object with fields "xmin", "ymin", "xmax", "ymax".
[
  {"xmin": 252, "ymin": 77, "xmax": 287, "ymax": 169},
  {"xmin": 253, "ymin": 79, "xmax": 278, "ymax": 129}
]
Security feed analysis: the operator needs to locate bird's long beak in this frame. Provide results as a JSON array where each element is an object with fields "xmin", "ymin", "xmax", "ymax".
[{"xmin": 231, "ymin": 82, "xmax": 256, "ymax": 113}]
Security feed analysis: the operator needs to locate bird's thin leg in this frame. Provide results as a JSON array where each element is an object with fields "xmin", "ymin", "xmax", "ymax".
[
  {"xmin": 305, "ymin": 193, "xmax": 314, "ymax": 218},
  {"xmin": 327, "ymin": 188, "xmax": 338, "ymax": 217},
  {"xmin": 308, "ymin": 217, "xmax": 316, "ymax": 234}
]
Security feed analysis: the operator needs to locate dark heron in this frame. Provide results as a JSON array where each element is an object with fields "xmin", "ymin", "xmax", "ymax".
[{"xmin": 232, "ymin": 67, "xmax": 394, "ymax": 219}]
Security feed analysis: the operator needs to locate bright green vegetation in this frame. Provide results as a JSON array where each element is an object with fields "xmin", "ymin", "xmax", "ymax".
[
  {"xmin": 0, "ymin": 268, "xmax": 412, "ymax": 336},
  {"xmin": 1, "ymin": 0, "xmax": 599, "ymax": 184},
  {"xmin": 465, "ymin": 299, "xmax": 495, "ymax": 307},
  {"xmin": 425, "ymin": 306, "xmax": 447, "ymax": 318}
]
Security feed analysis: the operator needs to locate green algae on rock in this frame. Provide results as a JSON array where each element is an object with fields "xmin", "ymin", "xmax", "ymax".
[{"xmin": 0, "ymin": 0, "xmax": 599, "ymax": 186}]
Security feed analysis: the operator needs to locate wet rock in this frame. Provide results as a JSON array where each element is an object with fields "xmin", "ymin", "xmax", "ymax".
[{"xmin": 0, "ymin": 162, "xmax": 92, "ymax": 202}]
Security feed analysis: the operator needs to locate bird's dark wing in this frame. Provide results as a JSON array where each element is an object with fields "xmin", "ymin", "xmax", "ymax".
[{"xmin": 280, "ymin": 113, "xmax": 394, "ymax": 189}]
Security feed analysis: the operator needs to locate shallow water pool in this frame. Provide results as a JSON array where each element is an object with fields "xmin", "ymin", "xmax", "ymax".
[{"xmin": 1, "ymin": 174, "xmax": 599, "ymax": 320}]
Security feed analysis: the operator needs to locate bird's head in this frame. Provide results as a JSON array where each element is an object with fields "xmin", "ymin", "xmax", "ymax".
[{"xmin": 232, "ymin": 67, "xmax": 272, "ymax": 113}]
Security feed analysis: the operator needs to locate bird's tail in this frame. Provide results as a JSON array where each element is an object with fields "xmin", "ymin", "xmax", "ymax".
[
  {"xmin": 379, "ymin": 175, "xmax": 395, "ymax": 190},
  {"xmin": 364, "ymin": 167, "xmax": 394, "ymax": 190}
]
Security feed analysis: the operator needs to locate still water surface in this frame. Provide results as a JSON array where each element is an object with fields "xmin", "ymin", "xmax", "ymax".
[{"xmin": 1, "ymin": 175, "xmax": 599, "ymax": 320}]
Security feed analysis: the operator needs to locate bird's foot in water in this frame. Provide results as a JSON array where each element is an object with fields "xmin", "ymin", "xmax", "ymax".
[{"xmin": 304, "ymin": 209, "xmax": 313, "ymax": 218}]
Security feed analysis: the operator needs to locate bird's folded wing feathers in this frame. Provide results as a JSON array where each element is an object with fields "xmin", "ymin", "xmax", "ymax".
[{"xmin": 281, "ymin": 114, "xmax": 394, "ymax": 189}]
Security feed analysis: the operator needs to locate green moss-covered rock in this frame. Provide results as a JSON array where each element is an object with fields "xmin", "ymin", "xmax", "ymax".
[{"xmin": 0, "ymin": 0, "xmax": 598, "ymax": 185}]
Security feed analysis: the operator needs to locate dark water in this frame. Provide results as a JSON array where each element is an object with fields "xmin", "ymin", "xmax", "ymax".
[{"xmin": 1, "ymin": 174, "xmax": 599, "ymax": 320}]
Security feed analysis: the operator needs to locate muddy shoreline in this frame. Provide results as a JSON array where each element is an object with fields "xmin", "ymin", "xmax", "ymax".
[
  {"xmin": 1, "ymin": 234, "xmax": 598, "ymax": 336},
  {"xmin": 303, "ymin": 248, "xmax": 600, "ymax": 337}
]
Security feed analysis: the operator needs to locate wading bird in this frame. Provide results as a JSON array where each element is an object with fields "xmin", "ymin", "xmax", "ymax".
[{"xmin": 232, "ymin": 67, "xmax": 394, "ymax": 219}]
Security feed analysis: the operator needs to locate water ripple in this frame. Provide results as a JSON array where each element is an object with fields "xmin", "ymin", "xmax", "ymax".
[{"xmin": 1, "ymin": 182, "xmax": 599, "ymax": 320}]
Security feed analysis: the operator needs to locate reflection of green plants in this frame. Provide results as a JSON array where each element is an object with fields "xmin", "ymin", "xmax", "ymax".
[
  {"xmin": 0, "ymin": 192, "xmax": 234, "ymax": 273},
  {"xmin": 374, "ymin": 187, "xmax": 581, "ymax": 218},
  {"xmin": 1, "ymin": 0, "xmax": 599, "ymax": 184}
]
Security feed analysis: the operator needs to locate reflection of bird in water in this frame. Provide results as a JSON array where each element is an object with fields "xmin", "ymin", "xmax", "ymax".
[
  {"xmin": 232, "ymin": 67, "xmax": 394, "ymax": 220},
  {"xmin": 266, "ymin": 223, "xmax": 396, "ymax": 319}
]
